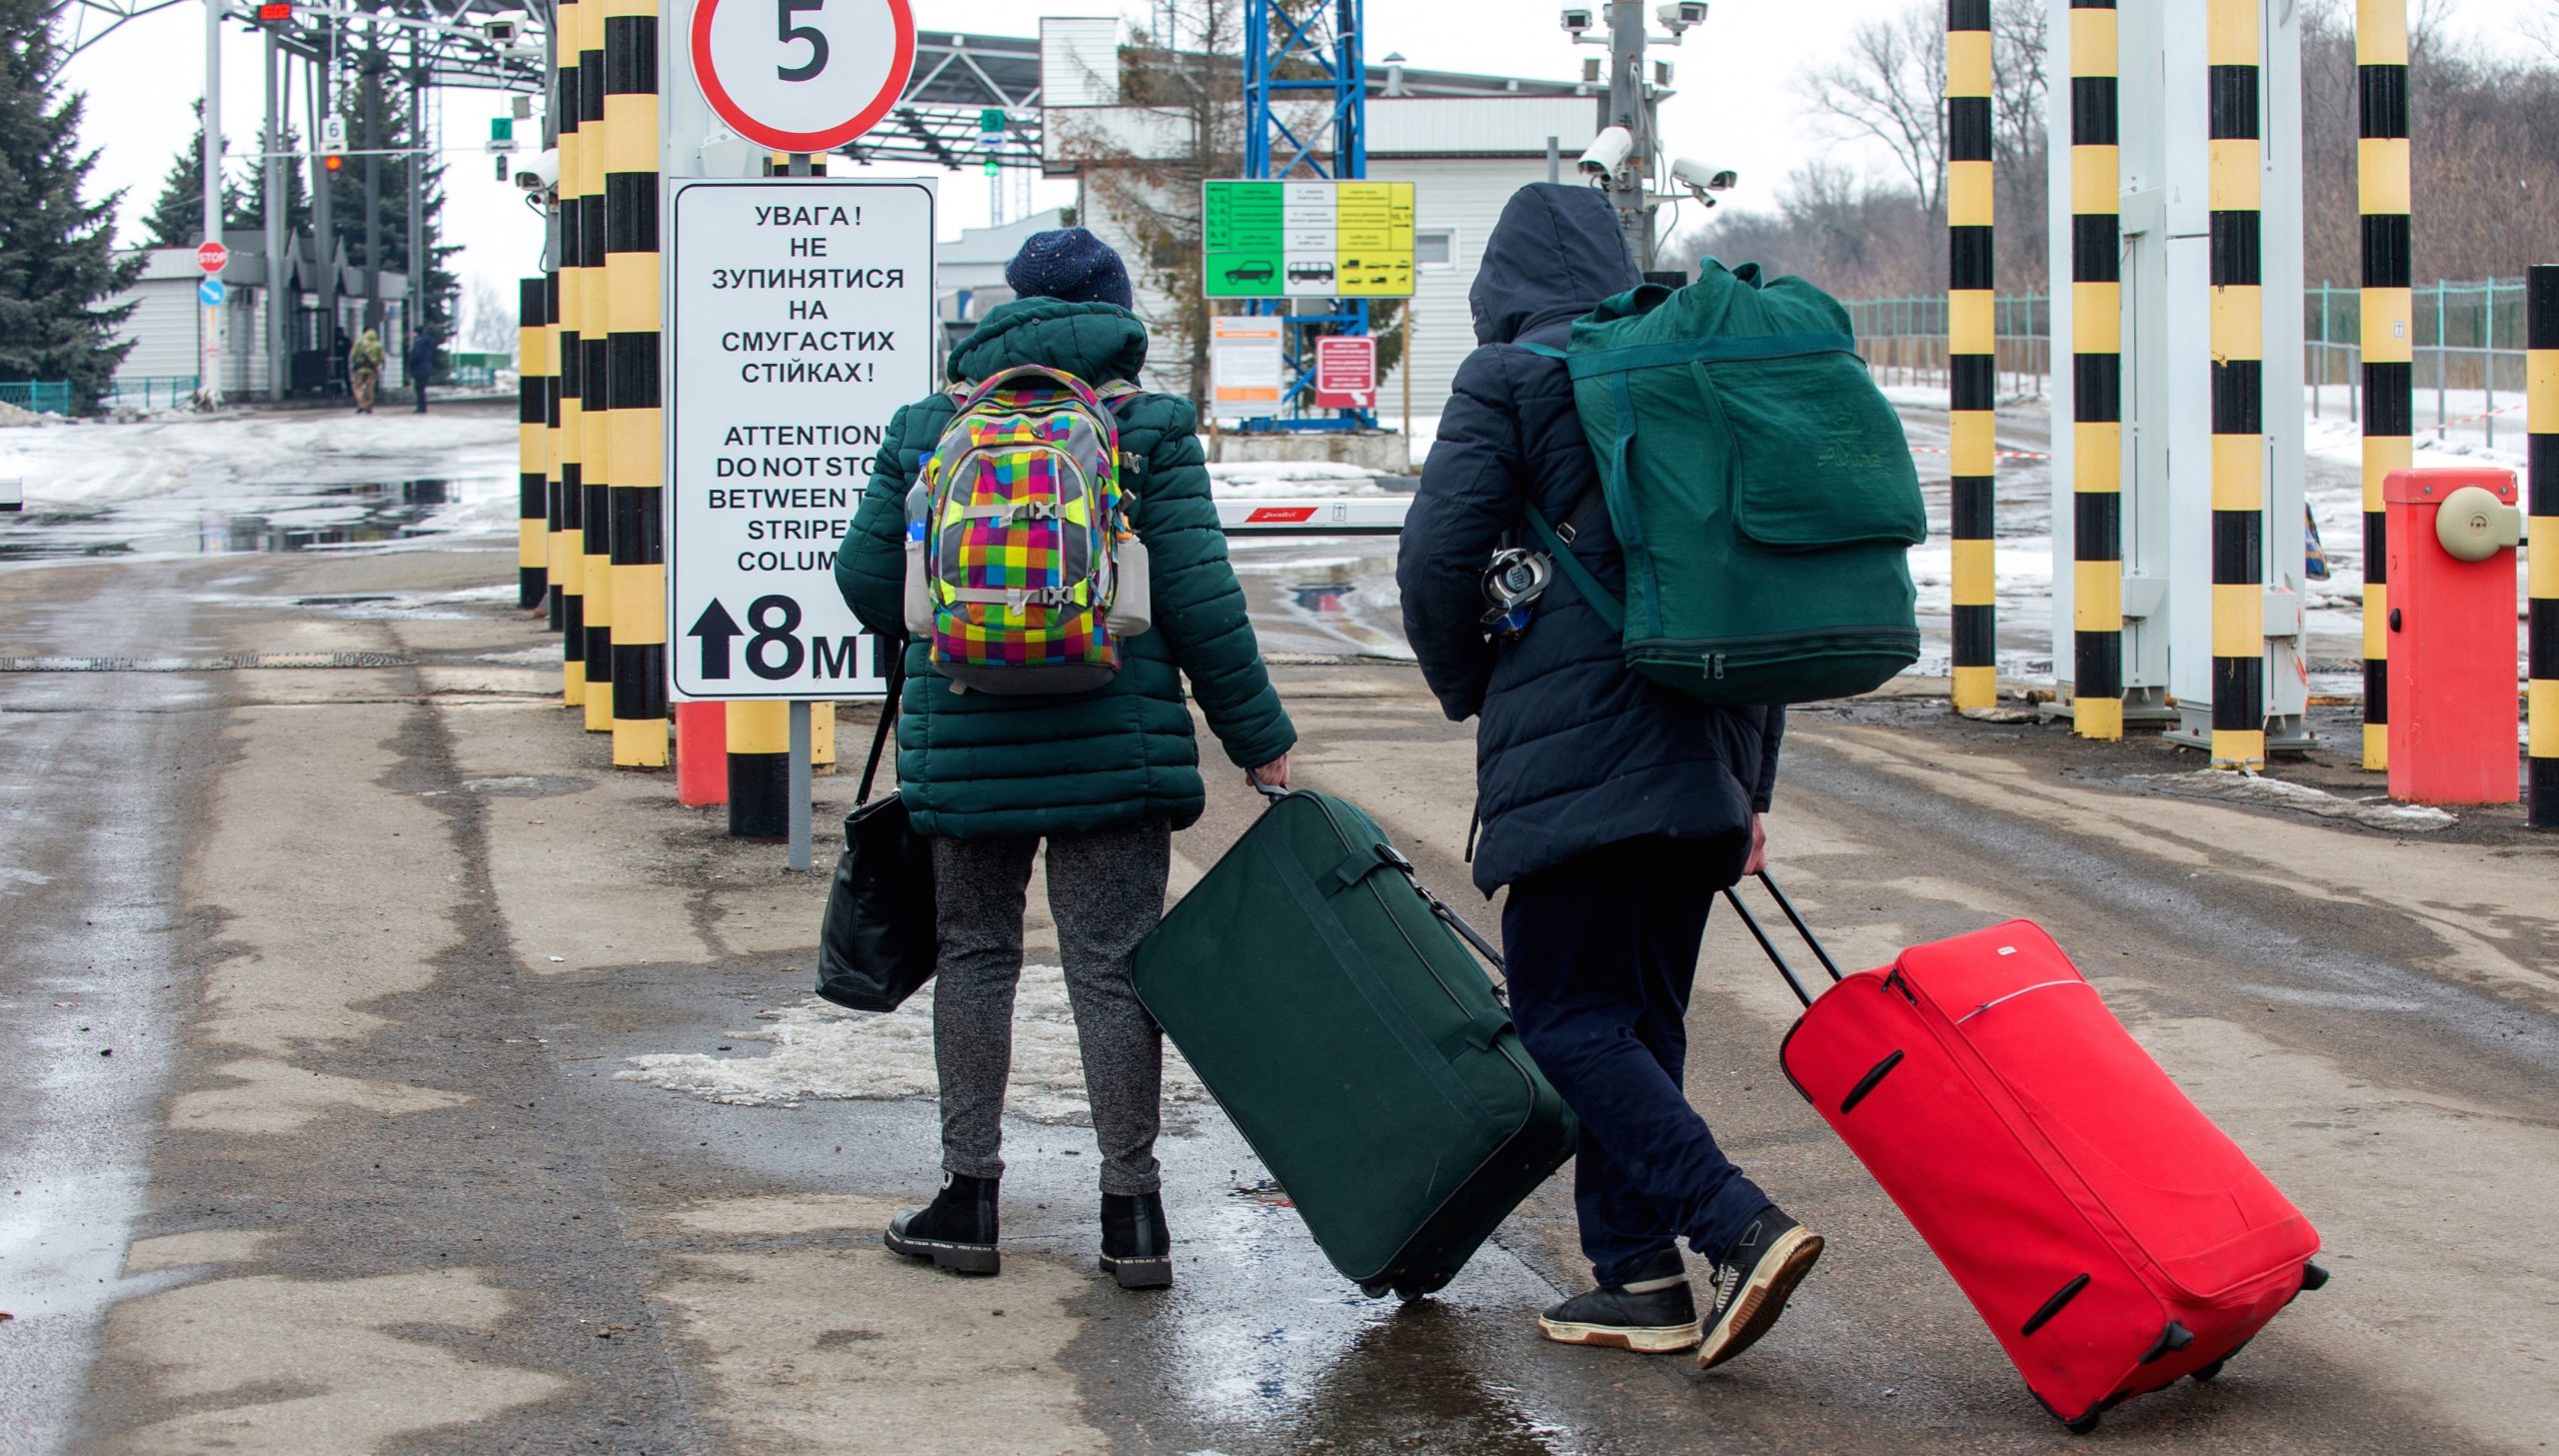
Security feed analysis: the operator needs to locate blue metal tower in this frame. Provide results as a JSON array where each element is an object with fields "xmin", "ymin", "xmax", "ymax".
[{"xmin": 1241, "ymin": 0, "xmax": 1372, "ymax": 431}]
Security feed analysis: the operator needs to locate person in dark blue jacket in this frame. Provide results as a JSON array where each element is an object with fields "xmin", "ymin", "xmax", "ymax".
[{"xmin": 1396, "ymin": 184, "xmax": 1820, "ymax": 1369}]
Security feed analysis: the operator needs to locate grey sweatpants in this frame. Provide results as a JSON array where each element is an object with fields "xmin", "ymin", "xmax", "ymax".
[{"xmin": 931, "ymin": 821, "xmax": 1172, "ymax": 1195}]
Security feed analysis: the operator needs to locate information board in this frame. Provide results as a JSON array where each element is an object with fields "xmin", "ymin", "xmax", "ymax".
[
  {"xmin": 1210, "ymin": 315, "xmax": 1284, "ymax": 409},
  {"xmin": 1204, "ymin": 180, "xmax": 1414, "ymax": 298},
  {"xmin": 1312, "ymin": 335, "xmax": 1376, "ymax": 410},
  {"xmin": 666, "ymin": 177, "xmax": 935, "ymax": 701}
]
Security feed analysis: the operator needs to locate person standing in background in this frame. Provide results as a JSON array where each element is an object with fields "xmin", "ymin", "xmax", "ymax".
[{"xmin": 406, "ymin": 325, "xmax": 438, "ymax": 414}]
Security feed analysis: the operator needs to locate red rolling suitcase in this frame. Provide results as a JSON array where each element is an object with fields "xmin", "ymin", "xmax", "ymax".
[{"xmin": 1727, "ymin": 875, "xmax": 2326, "ymax": 1434}]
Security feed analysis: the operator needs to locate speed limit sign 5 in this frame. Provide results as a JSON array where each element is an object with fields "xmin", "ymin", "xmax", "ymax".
[{"xmin": 690, "ymin": 0, "xmax": 917, "ymax": 154}]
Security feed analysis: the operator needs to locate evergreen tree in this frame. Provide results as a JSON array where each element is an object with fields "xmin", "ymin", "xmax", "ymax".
[
  {"xmin": 240, "ymin": 122, "xmax": 310, "ymax": 236},
  {"xmin": 0, "ymin": 0, "xmax": 143, "ymax": 412},
  {"xmin": 140, "ymin": 98, "xmax": 252, "ymax": 248},
  {"xmin": 324, "ymin": 65, "xmax": 460, "ymax": 333}
]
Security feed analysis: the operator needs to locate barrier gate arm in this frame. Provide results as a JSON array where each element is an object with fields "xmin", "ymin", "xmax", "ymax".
[{"xmin": 1216, "ymin": 497, "xmax": 1412, "ymax": 536}]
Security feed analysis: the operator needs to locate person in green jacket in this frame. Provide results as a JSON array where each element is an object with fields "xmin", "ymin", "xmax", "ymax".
[{"xmin": 835, "ymin": 228, "xmax": 1295, "ymax": 1290}]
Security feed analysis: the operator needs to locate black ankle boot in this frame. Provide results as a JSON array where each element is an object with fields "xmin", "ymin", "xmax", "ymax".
[
  {"xmin": 885, "ymin": 1171, "xmax": 1000, "ymax": 1275},
  {"xmin": 1099, "ymin": 1191, "xmax": 1172, "ymax": 1289}
]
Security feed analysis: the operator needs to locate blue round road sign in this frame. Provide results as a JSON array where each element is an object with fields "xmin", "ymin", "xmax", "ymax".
[{"xmin": 198, "ymin": 277, "xmax": 226, "ymax": 308}]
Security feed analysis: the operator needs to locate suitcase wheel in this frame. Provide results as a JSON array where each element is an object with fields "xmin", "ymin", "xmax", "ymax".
[
  {"xmin": 2191, "ymin": 1358, "xmax": 2228, "ymax": 1383},
  {"xmin": 1359, "ymin": 1280, "xmax": 1390, "ymax": 1299},
  {"xmin": 2063, "ymin": 1414, "xmax": 2101, "ymax": 1437},
  {"xmin": 2301, "ymin": 1258, "xmax": 2330, "ymax": 1292}
]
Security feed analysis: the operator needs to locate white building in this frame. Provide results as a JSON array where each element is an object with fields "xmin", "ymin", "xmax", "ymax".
[
  {"xmin": 1032, "ymin": 23, "xmax": 1599, "ymax": 424},
  {"xmin": 107, "ymin": 232, "xmax": 412, "ymax": 405}
]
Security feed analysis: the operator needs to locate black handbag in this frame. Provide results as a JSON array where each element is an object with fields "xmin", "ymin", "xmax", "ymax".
[{"xmin": 815, "ymin": 655, "xmax": 938, "ymax": 1011}]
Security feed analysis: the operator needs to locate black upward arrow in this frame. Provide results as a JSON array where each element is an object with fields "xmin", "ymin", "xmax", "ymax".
[{"xmin": 687, "ymin": 600, "xmax": 742, "ymax": 681}]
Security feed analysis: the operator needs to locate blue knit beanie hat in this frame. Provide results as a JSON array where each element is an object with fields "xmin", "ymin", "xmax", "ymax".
[{"xmin": 1005, "ymin": 227, "xmax": 1134, "ymax": 309}]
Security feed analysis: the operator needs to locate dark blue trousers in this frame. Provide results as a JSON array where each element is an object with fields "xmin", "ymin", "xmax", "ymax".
[{"xmin": 1502, "ymin": 835, "xmax": 1768, "ymax": 1288}]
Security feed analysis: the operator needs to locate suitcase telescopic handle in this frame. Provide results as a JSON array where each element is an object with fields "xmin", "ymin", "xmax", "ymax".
[{"xmin": 1721, "ymin": 870, "xmax": 1845, "ymax": 1010}]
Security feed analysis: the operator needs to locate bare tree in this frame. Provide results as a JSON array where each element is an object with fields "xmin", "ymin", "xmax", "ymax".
[
  {"xmin": 461, "ymin": 277, "xmax": 517, "ymax": 353},
  {"xmin": 1795, "ymin": 8, "xmax": 1947, "ymax": 217}
]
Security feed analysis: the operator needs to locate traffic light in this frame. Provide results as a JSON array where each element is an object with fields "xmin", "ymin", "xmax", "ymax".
[{"xmin": 321, "ymin": 114, "xmax": 346, "ymax": 171}]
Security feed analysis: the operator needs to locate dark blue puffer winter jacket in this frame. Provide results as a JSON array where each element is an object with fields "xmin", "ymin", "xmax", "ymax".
[{"xmin": 1396, "ymin": 184, "xmax": 1783, "ymax": 894}]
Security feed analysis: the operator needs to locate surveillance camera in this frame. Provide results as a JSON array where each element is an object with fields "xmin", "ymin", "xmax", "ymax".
[
  {"xmin": 483, "ymin": 17, "xmax": 518, "ymax": 44},
  {"xmin": 1671, "ymin": 156, "xmax": 1737, "ymax": 193},
  {"xmin": 1578, "ymin": 125, "xmax": 1635, "ymax": 178},
  {"xmin": 514, "ymin": 148, "xmax": 559, "ymax": 194},
  {"xmin": 1656, "ymin": 1, "xmax": 1708, "ymax": 30},
  {"xmin": 1559, "ymin": 8, "xmax": 1592, "ymax": 33}
]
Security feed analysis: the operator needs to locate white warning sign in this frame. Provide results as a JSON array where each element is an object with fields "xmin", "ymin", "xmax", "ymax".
[{"xmin": 666, "ymin": 177, "xmax": 936, "ymax": 700}]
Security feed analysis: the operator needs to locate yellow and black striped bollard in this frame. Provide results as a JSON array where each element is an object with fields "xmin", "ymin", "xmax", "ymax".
[
  {"xmin": 2358, "ymin": 0, "xmax": 2411, "ymax": 770},
  {"xmin": 554, "ymin": 1, "xmax": 586, "ymax": 708},
  {"xmin": 2208, "ymin": 0, "xmax": 2266, "ymax": 770},
  {"xmin": 579, "ymin": 0, "xmax": 615, "ymax": 733},
  {"xmin": 2070, "ymin": 0, "xmax": 2124, "ymax": 739},
  {"xmin": 545, "ymin": 269, "xmax": 565, "ymax": 632},
  {"xmin": 605, "ymin": 0, "xmax": 667, "ymax": 766},
  {"xmin": 518, "ymin": 276, "xmax": 549, "ymax": 612},
  {"xmin": 1947, "ymin": 0, "xmax": 1997, "ymax": 713},
  {"xmin": 2529, "ymin": 265, "xmax": 2558, "ymax": 829}
]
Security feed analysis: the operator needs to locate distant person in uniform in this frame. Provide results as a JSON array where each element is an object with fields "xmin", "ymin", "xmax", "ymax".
[
  {"xmin": 833, "ymin": 227, "xmax": 1296, "ymax": 1291},
  {"xmin": 1397, "ymin": 183, "xmax": 1818, "ymax": 1368},
  {"xmin": 406, "ymin": 326, "xmax": 438, "ymax": 414},
  {"xmin": 348, "ymin": 327, "xmax": 386, "ymax": 414}
]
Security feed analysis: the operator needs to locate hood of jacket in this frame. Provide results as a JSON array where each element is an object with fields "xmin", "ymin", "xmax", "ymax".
[
  {"xmin": 1467, "ymin": 183, "xmax": 1644, "ymax": 347},
  {"xmin": 947, "ymin": 297, "xmax": 1151, "ymax": 385}
]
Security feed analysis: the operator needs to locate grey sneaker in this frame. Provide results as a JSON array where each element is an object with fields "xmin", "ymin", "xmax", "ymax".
[
  {"xmin": 1536, "ymin": 1247, "xmax": 1702, "ymax": 1354},
  {"xmin": 1696, "ymin": 1205, "xmax": 1823, "ymax": 1370}
]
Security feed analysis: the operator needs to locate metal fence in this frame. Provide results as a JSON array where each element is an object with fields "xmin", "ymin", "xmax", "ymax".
[
  {"xmin": 2305, "ymin": 279, "xmax": 2528, "ymax": 446},
  {"xmin": 0, "ymin": 382, "xmax": 74, "ymax": 416},
  {"xmin": 98, "ymin": 376, "xmax": 201, "ymax": 413},
  {"xmin": 1842, "ymin": 295, "xmax": 2052, "ymax": 399},
  {"xmin": 1849, "ymin": 280, "xmax": 2533, "ymax": 444}
]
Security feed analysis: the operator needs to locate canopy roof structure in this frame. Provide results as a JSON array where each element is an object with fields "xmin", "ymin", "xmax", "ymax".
[{"xmin": 49, "ymin": 0, "xmax": 549, "ymax": 92}]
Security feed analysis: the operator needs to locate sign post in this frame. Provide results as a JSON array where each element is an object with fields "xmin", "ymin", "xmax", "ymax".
[
  {"xmin": 665, "ymin": 177, "xmax": 934, "ymax": 863},
  {"xmin": 667, "ymin": 0, "xmax": 923, "ymax": 867}
]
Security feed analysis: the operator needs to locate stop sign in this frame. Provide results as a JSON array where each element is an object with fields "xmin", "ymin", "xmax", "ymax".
[{"xmin": 196, "ymin": 240, "xmax": 229, "ymax": 275}]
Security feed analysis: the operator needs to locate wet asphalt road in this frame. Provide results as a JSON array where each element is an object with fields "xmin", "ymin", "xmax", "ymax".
[{"xmin": 3, "ymin": 404, "xmax": 2555, "ymax": 1454}]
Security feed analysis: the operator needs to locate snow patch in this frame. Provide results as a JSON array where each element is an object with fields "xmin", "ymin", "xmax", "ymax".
[
  {"xmin": 616, "ymin": 966, "xmax": 1209, "ymax": 1121},
  {"xmin": 2140, "ymin": 769, "xmax": 2457, "ymax": 831}
]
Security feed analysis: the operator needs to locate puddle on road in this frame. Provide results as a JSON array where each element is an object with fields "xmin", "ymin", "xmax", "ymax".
[
  {"xmin": 0, "ymin": 476, "xmax": 498, "ymax": 563},
  {"xmin": 1230, "ymin": 539, "xmax": 1414, "ymax": 661}
]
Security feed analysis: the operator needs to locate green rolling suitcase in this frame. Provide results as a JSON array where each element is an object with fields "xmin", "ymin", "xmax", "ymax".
[{"xmin": 1134, "ymin": 784, "xmax": 1576, "ymax": 1298}]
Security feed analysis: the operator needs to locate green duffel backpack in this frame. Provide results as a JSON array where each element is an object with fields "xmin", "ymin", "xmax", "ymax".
[{"xmin": 1520, "ymin": 260, "xmax": 1928, "ymax": 705}]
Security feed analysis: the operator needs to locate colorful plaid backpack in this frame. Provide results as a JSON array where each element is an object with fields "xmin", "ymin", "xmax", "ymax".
[{"xmin": 916, "ymin": 365, "xmax": 1139, "ymax": 695}]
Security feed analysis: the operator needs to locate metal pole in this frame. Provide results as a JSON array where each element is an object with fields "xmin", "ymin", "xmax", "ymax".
[
  {"xmin": 265, "ymin": 25, "xmax": 287, "ymax": 400},
  {"xmin": 2436, "ymin": 283, "xmax": 2447, "ymax": 438},
  {"xmin": 2528, "ymin": 265, "xmax": 2558, "ymax": 829},
  {"xmin": 1400, "ymin": 299, "xmax": 1412, "ymax": 457},
  {"xmin": 1545, "ymin": 133, "xmax": 1559, "ymax": 184},
  {"xmin": 2484, "ymin": 280, "xmax": 2496, "ymax": 450},
  {"xmin": 407, "ymin": 40, "xmax": 425, "ymax": 363},
  {"xmin": 311, "ymin": 49, "xmax": 337, "ymax": 391},
  {"xmin": 363, "ymin": 53, "xmax": 382, "ymax": 334},
  {"xmin": 788, "ymin": 702, "xmax": 813, "ymax": 870},
  {"xmin": 2358, "ymin": 0, "xmax": 2409, "ymax": 770},
  {"xmin": 2207, "ymin": 0, "xmax": 2267, "ymax": 771},
  {"xmin": 203, "ymin": 0, "xmax": 224, "ymax": 404},
  {"xmin": 1605, "ymin": 1, "xmax": 1653, "ymax": 271},
  {"xmin": 1947, "ymin": 0, "xmax": 1996, "ymax": 713}
]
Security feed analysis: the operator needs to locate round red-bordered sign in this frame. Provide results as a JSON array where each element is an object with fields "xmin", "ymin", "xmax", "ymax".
[{"xmin": 691, "ymin": 0, "xmax": 917, "ymax": 155}]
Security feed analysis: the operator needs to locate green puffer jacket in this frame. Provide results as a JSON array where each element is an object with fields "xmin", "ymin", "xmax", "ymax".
[{"xmin": 835, "ymin": 298, "xmax": 1296, "ymax": 839}]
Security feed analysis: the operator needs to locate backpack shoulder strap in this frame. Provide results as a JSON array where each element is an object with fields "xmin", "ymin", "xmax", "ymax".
[{"xmin": 1521, "ymin": 496, "xmax": 1624, "ymax": 636}]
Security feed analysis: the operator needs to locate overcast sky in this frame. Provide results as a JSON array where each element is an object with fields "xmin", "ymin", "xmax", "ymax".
[{"xmin": 55, "ymin": 0, "xmax": 2550, "ymax": 335}]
